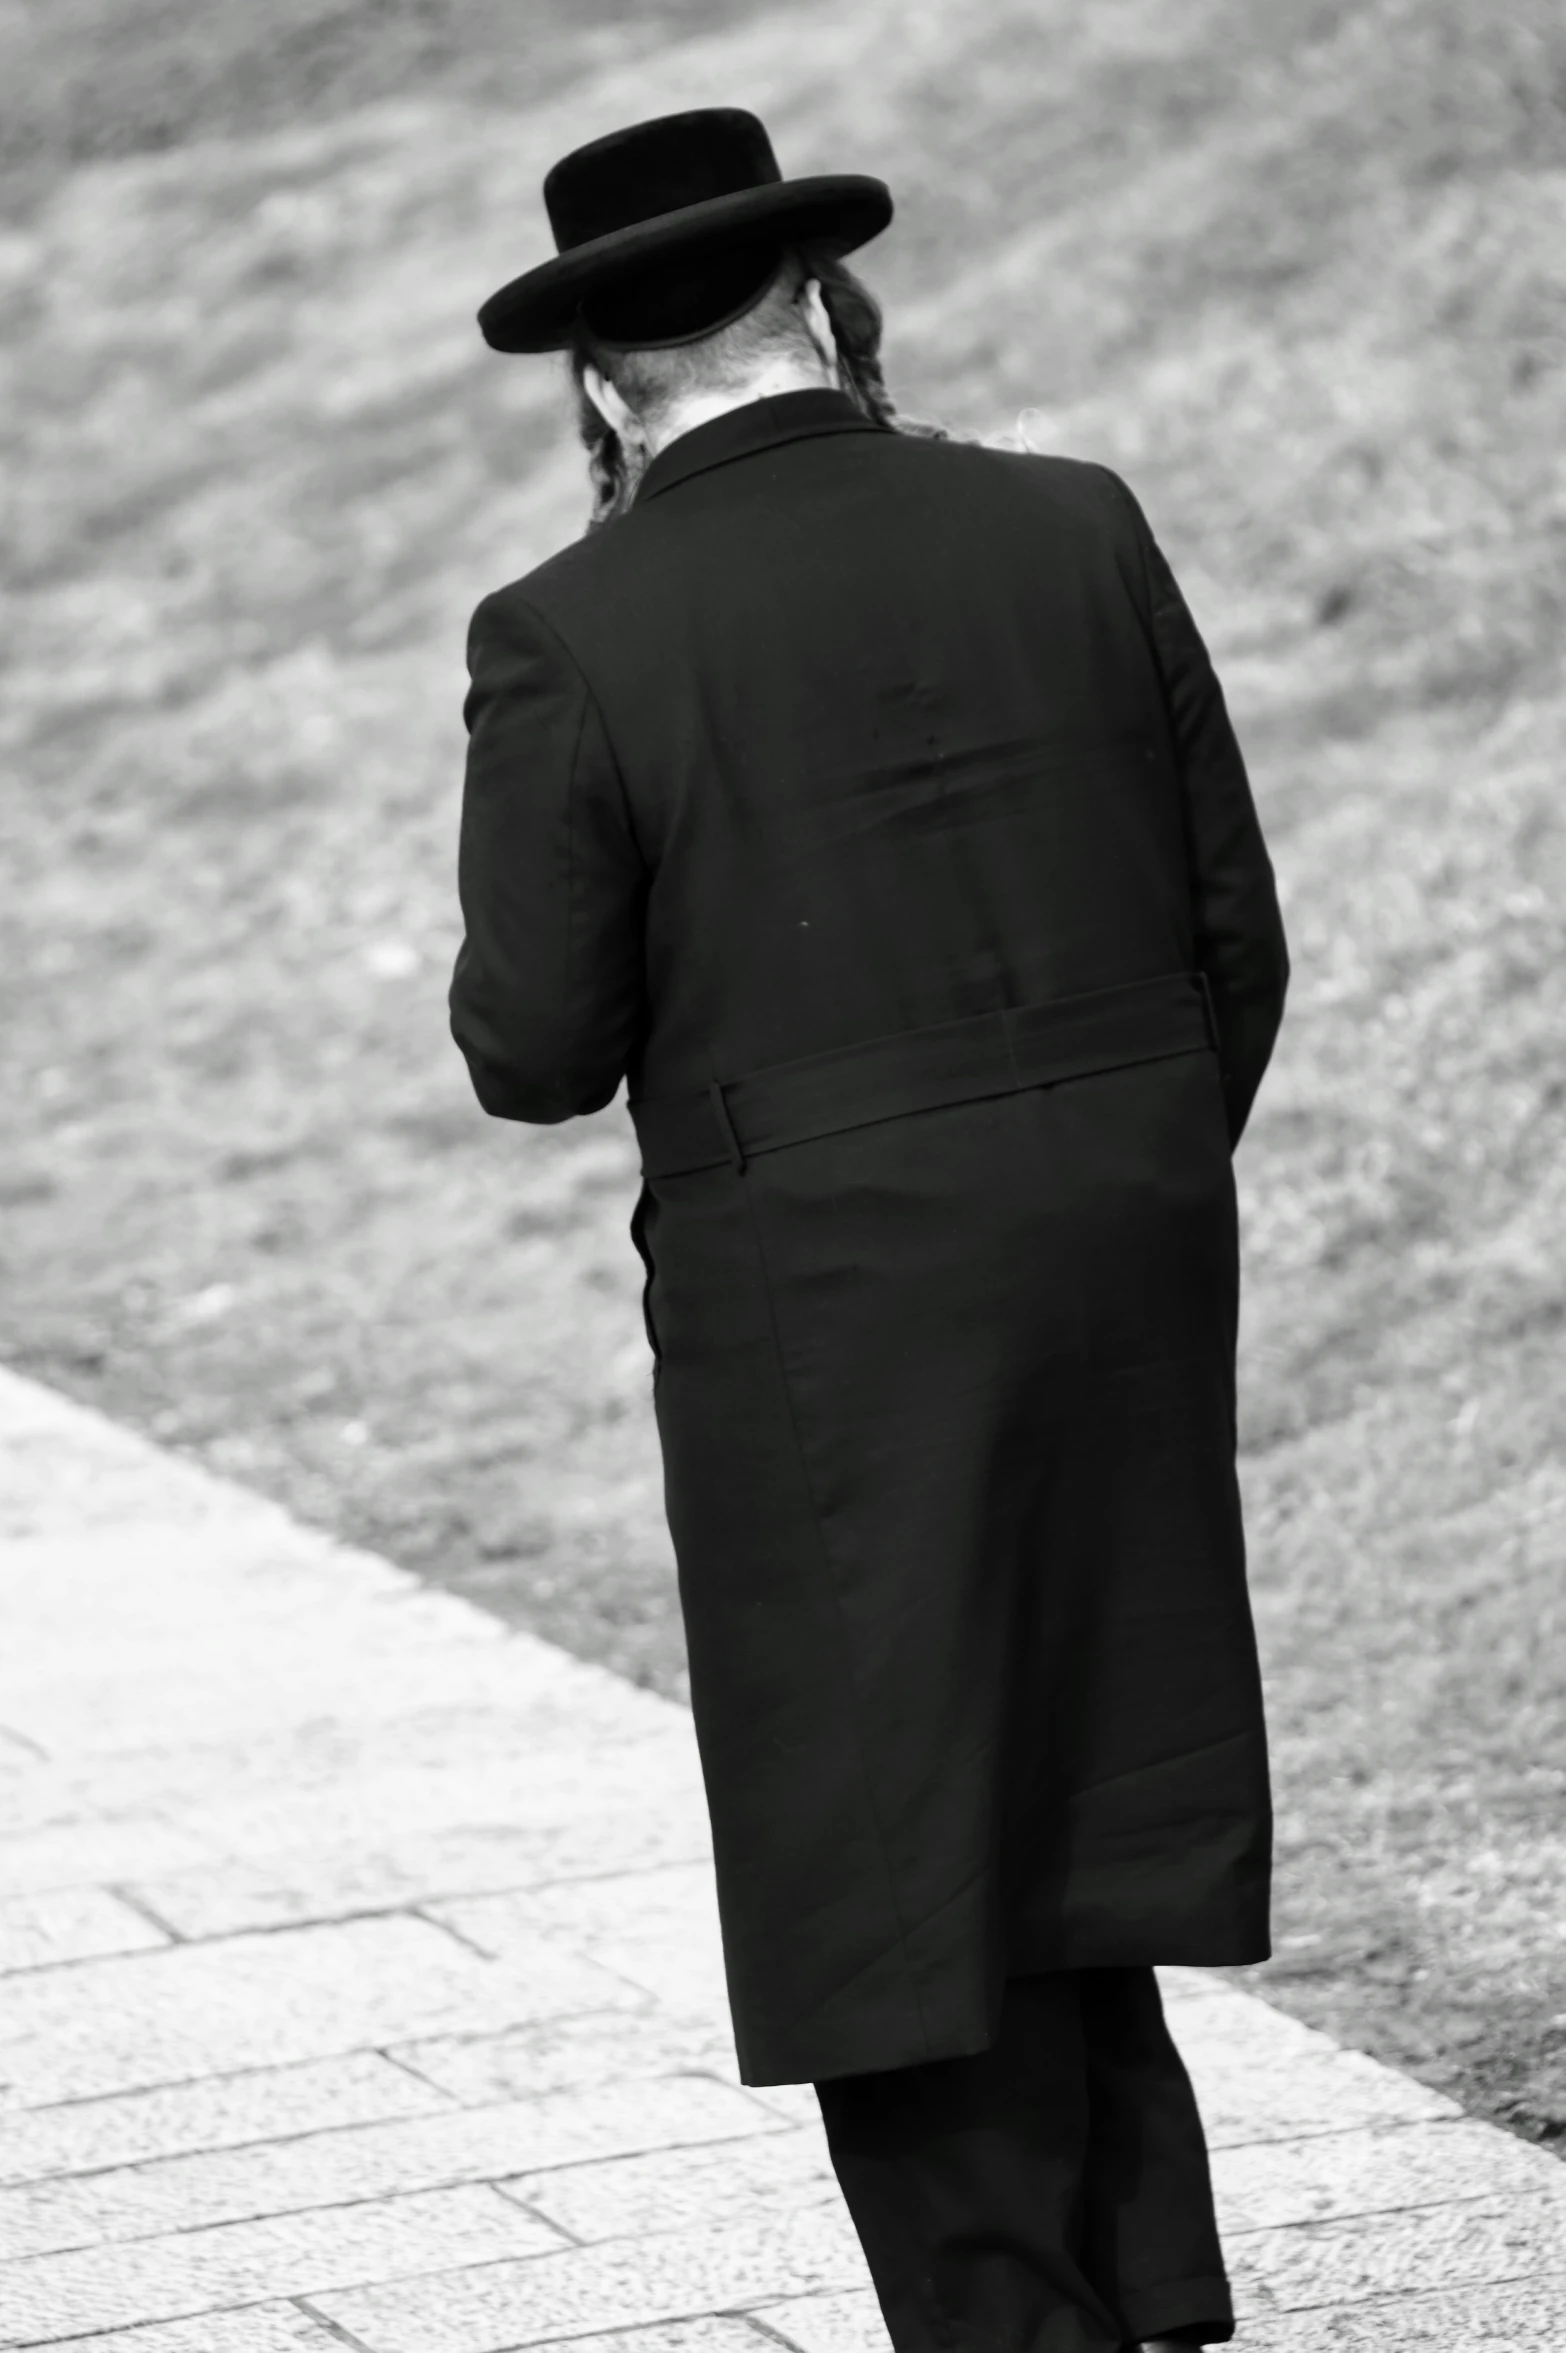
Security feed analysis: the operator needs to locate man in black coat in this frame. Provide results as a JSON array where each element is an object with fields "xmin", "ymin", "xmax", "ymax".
[{"xmin": 451, "ymin": 107, "xmax": 1289, "ymax": 2353}]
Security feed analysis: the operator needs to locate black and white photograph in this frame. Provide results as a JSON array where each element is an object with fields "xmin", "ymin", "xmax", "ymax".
[{"xmin": 1, "ymin": 2, "xmax": 1563, "ymax": 2346}]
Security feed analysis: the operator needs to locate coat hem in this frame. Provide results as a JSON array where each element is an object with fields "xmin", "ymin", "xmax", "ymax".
[{"xmin": 736, "ymin": 1929, "xmax": 1272, "ymax": 2086}]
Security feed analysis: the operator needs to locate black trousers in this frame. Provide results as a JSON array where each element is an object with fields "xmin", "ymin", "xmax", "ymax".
[{"xmin": 813, "ymin": 1969, "xmax": 1234, "ymax": 2353}]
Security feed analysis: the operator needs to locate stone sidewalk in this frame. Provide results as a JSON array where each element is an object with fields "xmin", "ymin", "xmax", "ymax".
[{"xmin": 0, "ymin": 1367, "xmax": 1560, "ymax": 2351}]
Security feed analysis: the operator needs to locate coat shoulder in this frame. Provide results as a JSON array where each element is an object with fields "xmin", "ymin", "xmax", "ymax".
[
  {"xmin": 862, "ymin": 431, "xmax": 1152, "ymax": 571},
  {"xmin": 468, "ymin": 529, "xmax": 613, "ymax": 651},
  {"xmin": 959, "ymin": 440, "xmax": 1143, "ymax": 532},
  {"xmin": 465, "ymin": 436, "xmax": 1150, "ymax": 661}
]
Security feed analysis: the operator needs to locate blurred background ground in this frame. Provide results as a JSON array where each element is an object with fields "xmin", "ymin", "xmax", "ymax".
[{"xmin": 2, "ymin": 0, "xmax": 1563, "ymax": 2150}]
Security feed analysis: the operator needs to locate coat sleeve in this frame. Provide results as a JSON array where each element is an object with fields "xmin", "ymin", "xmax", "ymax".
[
  {"xmin": 1105, "ymin": 473, "xmax": 1290, "ymax": 1148},
  {"xmin": 449, "ymin": 588, "xmax": 648, "ymax": 1123}
]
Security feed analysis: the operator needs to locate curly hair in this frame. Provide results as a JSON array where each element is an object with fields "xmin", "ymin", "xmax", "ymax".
[{"xmin": 567, "ymin": 242, "xmax": 948, "ymax": 533}]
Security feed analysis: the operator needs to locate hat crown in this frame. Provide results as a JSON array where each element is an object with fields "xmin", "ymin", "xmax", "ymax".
[{"xmin": 544, "ymin": 108, "xmax": 783, "ymax": 254}]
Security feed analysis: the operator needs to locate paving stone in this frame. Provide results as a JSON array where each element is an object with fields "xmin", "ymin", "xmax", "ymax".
[
  {"xmin": 1235, "ymin": 2273, "xmax": 1566, "ymax": 2346},
  {"xmin": 313, "ymin": 2207, "xmax": 870, "ymax": 2353},
  {"xmin": 0, "ymin": 1529, "xmax": 406, "ymax": 1642},
  {"xmin": 750, "ymin": 2288, "xmax": 889, "ymax": 2353},
  {"xmin": 77, "ymin": 1712, "xmax": 561, "ymax": 1804},
  {"xmin": 393, "ymin": 2010, "xmax": 817, "ymax": 2128},
  {"xmin": 1228, "ymin": 2191, "xmax": 1566, "ymax": 2313},
  {"xmin": 526, "ymin": 2323, "xmax": 773, "ymax": 2353},
  {"xmin": 435, "ymin": 1863, "xmax": 732, "ymax": 2017},
  {"xmin": 0, "ymin": 2185, "xmax": 559, "ymax": 2343},
  {"xmin": 392, "ymin": 2009, "xmax": 744, "ymax": 2106},
  {"xmin": 2, "ymin": 1364, "xmax": 1561, "ymax": 2353},
  {"xmin": 0, "ymin": 2054, "xmax": 453, "ymax": 2189},
  {"xmin": 742, "ymin": 2082, "xmax": 825, "ymax": 2129},
  {"xmin": 0, "ymin": 1641, "xmax": 537, "ymax": 1766},
  {"xmin": 127, "ymin": 1801, "xmax": 709, "ymax": 1940},
  {"xmin": 7, "ymin": 1659, "xmax": 661, "ymax": 1768},
  {"xmin": 0, "ymin": 1521, "xmax": 674, "ymax": 1766},
  {"xmin": 0, "ymin": 1818, "xmax": 218, "ymax": 1900},
  {"xmin": 0, "ymin": 1593, "xmax": 668, "ymax": 1775},
  {"xmin": 0, "ymin": 1887, "xmax": 169, "ymax": 1974},
  {"xmin": 1195, "ymin": 2051, "xmax": 1456, "ymax": 2148},
  {"xmin": 1213, "ymin": 2115, "xmax": 1566, "ymax": 2232},
  {"xmin": 1157, "ymin": 1965, "xmax": 1238, "ymax": 2004},
  {"xmin": 0, "ymin": 2074, "xmax": 783, "ymax": 2256},
  {"xmin": 0, "ymin": 1405, "xmax": 276, "ymax": 1540},
  {"xmin": 6, "ymin": 2303, "xmax": 345, "ymax": 2352},
  {"xmin": 0, "ymin": 1770, "xmax": 78, "ymax": 1839},
  {"xmin": 15, "ymin": 1711, "xmax": 693, "ymax": 1843},
  {"xmin": 0, "ymin": 1913, "xmax": 643, "ymax": 2107},
  {"xmin": 123, "ymin": 1833, "xmax": 671, "ymax": 1942},
  {"xmin": 1169, "ymin": 1992, "xmax": 1460, "ymax": 2143},
  {"xmin": 504, "ymin": 2118, "xmax": 839, "ymax": 2242},
  {"xmin": 179, "ymin": 1725, "xmax": 702, "ymax": 1843}
]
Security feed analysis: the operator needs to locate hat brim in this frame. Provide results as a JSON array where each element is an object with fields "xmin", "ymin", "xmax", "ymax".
[{"xmin": 477, "ymin": 174, "xmax": 894, "ymax": 354}]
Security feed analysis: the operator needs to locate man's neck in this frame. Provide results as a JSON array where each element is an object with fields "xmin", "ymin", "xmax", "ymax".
[{"xmin": 645, "ymin": 359, "xmax": 839, "ymax": 458}]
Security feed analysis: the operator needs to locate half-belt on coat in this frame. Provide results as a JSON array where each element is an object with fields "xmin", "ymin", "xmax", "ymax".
[{"xmin": 450, "ymin": 390, "xmax": 1290, "ymax": 2086}]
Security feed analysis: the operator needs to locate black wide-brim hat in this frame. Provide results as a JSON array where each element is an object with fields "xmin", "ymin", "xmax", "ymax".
[{"xmin": 478, "ymin": 107, "xmax": 893, "ymax": 355}]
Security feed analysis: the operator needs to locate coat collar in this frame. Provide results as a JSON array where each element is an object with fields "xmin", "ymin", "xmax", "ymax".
[{"xmin": 633, "ymin": 387, "xmax": 880, "ymax": 504}]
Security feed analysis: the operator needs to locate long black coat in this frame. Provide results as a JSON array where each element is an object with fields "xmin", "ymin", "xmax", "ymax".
[{"xmin": 450, "ymin": 388, "xmax": 1289, "ymax": 2087}]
